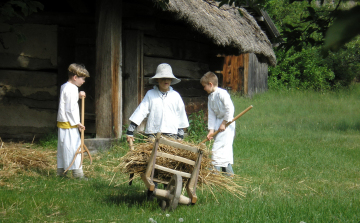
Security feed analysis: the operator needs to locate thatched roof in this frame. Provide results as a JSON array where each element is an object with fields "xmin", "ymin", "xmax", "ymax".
[{"xmin": 156, "ymin": 0, "xmax": 277, "ymax": 66}]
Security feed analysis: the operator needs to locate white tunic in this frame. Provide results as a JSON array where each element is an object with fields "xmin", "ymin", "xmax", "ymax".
[
  {"xmin": 130, "ymin": 86, "xmax": 189, "ymax": 135},
  {"xmin": 208, "ymin": 87, "xmax": 235, "ymax": 167},
  {"xmin": 57, "ymin": 82, "xmax": 82, "ymax": 170},
  {"xmin": 57, "ymin": 82, "xmax": 80, "ymax": 126}
]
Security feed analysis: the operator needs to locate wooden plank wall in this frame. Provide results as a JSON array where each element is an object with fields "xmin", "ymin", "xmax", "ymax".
[
  {"xmin": 247, "ymin": 53, "xmax": 268, "ymax": 96},
  {"xmin": 123, "ymin": 1, "xmax": 214, "ymax": 120}
]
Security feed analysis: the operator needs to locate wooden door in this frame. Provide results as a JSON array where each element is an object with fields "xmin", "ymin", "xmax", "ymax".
[{"xmin": 221, "ymin": 55, "xmax": 244, "ymax": 94}]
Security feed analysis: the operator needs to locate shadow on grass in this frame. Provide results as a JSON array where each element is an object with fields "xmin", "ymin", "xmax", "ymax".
[
  {"xmin": 336, "ymin": 121, "xmax": 360, "ymax": 132},
  {"xmin": 91, "ymin": 180, "xmax": 153, "ymax": 208}
]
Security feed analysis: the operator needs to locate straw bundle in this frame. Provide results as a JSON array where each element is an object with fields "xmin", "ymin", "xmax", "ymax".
[
  {"xmin": 0, "ymin": 142, "xmax": 56, "ymax": 178},
  {"xmin": 116, "ymin": 138, "xmax": 246, "ymax": 199}
]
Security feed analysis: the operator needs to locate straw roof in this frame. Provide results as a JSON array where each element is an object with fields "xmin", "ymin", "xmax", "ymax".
[{"xmin": 155, "ymin": 0, "xmax": 277, "ymax": 66}]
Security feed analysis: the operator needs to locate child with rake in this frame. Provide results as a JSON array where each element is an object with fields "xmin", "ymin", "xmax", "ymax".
[
  {"xmin": 200, "ymin": 71, "xmax": 235, "ymax": 176},
  {"xmin": 56, "ymin": 63, "xmax": 90, "ymax": 180}
]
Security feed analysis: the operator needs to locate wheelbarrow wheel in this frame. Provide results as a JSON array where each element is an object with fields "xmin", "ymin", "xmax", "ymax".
[{"xmin": 161, "ymin": 174, "xmax": 182, "ymax": 211}]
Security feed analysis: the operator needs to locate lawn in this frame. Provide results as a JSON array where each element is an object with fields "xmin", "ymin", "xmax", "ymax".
[{"xmin": 1, "ymin": 85, "xmax": 359, "ymax": 222}]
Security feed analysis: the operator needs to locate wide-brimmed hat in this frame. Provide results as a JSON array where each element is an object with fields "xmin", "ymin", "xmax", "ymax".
[{"xmin": 149, "ymin": 63, "xmax": 181, "ymax": 85}]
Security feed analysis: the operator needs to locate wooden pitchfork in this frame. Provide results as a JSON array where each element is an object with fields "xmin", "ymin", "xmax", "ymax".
[
  {"xmin": 200, "ymin": 105, "xmax": 253, "ymax": 144},
  {"xmin": 64, "ymin": 96, "xmax": 93, "ymax": 173}
]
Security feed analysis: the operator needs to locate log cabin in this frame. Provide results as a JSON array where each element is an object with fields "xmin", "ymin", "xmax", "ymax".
[{"xmin": 0, "ymin": 0, "xmax": 279, "ymax": 144}]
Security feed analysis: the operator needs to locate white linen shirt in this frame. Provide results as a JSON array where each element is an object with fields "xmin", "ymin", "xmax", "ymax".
[
  {"xmin": 57, "ymin": 82, "xmax": 80, "ymax": 126},
  {"xmin": 208, "ymin": 87, "xmax": 234, "ymax": 130},
  {"xmin": 208, "ymin": 87, "xmax": 235, "ymax": 167},
  {"xmin": 129, "ymin": 86, "xmax": 189, "ymax": 135}
]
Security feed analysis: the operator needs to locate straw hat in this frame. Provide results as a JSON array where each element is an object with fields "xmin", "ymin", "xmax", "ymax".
[{"xmin": 149, "ymin": 63, "xmax": 181, "ymax": 85}]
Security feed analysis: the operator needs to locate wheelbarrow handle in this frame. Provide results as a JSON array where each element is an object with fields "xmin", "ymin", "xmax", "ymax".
[{"xmin": 128, "ymin": 139, "xmax": 135, "ymax": 185}]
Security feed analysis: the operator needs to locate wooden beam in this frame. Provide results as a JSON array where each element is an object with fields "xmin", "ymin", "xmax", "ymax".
[
  {"xmin": 157, "ymin": 152, "xmax": 196, "ymax": 166},
  {"xmin": 243, "ymin": 53, "xmax": 249, "ymax": 95},
  {"xmin": 154, "ymin": 164, "xmax": 192, "ymax": 178},
  {"xmin": 159, "ymin": 138, "xmax": 199, "ymax": 153},
  {"xmin": 123, "ymin": 30, "xmax": 143, "ymax": 125},
  {"xmin": 95, "ymin": 0, "xmax": 122, "ymax": 138}
]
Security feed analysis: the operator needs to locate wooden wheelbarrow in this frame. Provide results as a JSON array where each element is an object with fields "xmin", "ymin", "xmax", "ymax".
[{"xmin": 140, "ymin": 132, "xmax": 205, "ymax": 211}]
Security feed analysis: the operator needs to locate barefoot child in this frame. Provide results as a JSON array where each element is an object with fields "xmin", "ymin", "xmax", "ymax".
[
  {"xmin": 200, "ymin": 71, "xmax": 235, "ymax": 176},
  {"xmin": 57, "ymin": 63, "xmax": 90, "ymax": 179}
]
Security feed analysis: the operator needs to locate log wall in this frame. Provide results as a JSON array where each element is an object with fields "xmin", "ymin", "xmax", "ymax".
[{"xmin": 0, "ymin": 24, "xmax": 58, "ymax": 139}]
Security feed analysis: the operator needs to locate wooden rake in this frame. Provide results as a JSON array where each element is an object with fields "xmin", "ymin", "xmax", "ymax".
[
  {"xmin": 64, "ymin": 97, "xmax": 93, "ymax": 173},
  {"xmin": 200, "ymin": 105, "xmax": 253, "ymax": 144}
]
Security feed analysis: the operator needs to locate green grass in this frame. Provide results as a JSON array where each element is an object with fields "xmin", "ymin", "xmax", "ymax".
[{"xmin": 1, "ymin": 85, "xmax": 360, "ymax": 222}]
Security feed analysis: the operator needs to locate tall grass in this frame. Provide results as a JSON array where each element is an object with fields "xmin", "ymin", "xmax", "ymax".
[{"xmin": 1, "ymin": 85, "xmax": 360, "ymax": 222}]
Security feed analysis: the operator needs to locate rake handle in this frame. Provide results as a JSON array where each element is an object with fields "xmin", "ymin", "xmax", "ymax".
[{"xmin": 200, "ymin": 105, "xmax": 253, "ymax": 144}]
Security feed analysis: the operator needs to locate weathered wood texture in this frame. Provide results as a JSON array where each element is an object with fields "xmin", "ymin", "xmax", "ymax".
[
  {"xmin": 143, "ymin": 36, "xmax": 210, "ymax": 63},
  {"xmin": 144, "ymin": 56, "xmax": 209, "ymax": 79},
  {"xmin": 123, "ymin": 30, "xmax": 143, "ymax": 125},
  {"xmin": 0, "ymin": 24, "xmax": 57, "ymax": 70},
  {"xmin": 95, "ymin": 0, "xmax": 122, "ymax": 138},
  {"xmin": 247, "ymin": 53, "xmax": 268, "ymax": 96},
  {"xmin": 0, "ymin": 70, "xmax": 57, "ymax": 139},
  {"xmin": 221, "ymin": 55, "xmax": 244, "ymax": 93},
  {"xmin": 143, "ymin": 78, "xmax": 206, "ymax": 98}
]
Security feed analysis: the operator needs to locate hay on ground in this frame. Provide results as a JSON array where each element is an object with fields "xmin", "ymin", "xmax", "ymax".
[
  {"xmin": 116, "ymin": 137, "xmax": 246, "ymax": 199},
  {"xmin": 0, "ymin": 141, "xmax": 56, "ymax": 179}
]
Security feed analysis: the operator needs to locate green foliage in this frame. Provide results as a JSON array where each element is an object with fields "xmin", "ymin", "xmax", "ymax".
[
  {"xmin": 269, "ymin": 46, "xmax": 334, "ymax": 90},
  {"xmin": 38, "ymin": 131, "xmax": 57, "ymax": 150},
  {"xmin": 323, "ymin": 5, "xmax": 360, "ymax": 52},
  {"xmin": 186, "ymin": 110, "xmax": 208, "ymax": 143},
  {"xmin": 324, "ymin": 36, "xmax": 360, "ymax": 87}
]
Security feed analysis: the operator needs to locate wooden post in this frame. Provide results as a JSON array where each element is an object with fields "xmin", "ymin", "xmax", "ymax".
[
  {"xmin": 95, "ymin": 0, "xmax": 122, "ymax": 138},
  {"xmin": 123, "ymin": 30, "xmax": 143, "ymax": 125},
  {"xmin": 243, "ymin": 53, "xmax": 249, "ymax": 95}
]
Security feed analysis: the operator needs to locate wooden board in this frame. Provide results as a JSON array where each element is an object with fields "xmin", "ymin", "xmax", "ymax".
[
  {"xmin": 95, "ymin": 0, "xmax": 122, "ymax": 138},
  {"xmin": 123, "ymin": 30, "xmax": 143, "ymax": 125}
]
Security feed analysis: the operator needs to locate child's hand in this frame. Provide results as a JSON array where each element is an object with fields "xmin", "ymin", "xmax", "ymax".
[
  {"xmin": 78, "ymin": 123, "xmax": 85, "ymax": 131},
  {"xmin": 219, "ymin": 122, "xmax": 226, "ymax": 132},
  {"xmin": 126, "ymin": 135, "xmax": 134, "ymax": 143},
  {"xmin": 79, "ymin": 91, "xmax": 86, "ymax": 99},
  {"xmin": 207, "ymin": 129, "xmax": 214, "ymax": 140}
]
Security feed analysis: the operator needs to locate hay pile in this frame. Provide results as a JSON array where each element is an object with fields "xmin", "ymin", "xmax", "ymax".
[
  {"xmin": 0, "ymin": 140, "xmax": 56, "ymax": 179},
  {"xmin": 116, "ymin": 138, "xmax": 246, "ymax": 199}
]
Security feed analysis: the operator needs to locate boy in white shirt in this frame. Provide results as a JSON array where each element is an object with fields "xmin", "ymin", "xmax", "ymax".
[
  {"xmin": 126, "ymin": 63, "xmax": 189, "ymax": 142},
  {"xmin": 200, "ymin": 71, "xmax": 235, "ymax": 176},
  {"xmin": 57, "ymin": 63, "xmax": 90, "ymax": 179}
]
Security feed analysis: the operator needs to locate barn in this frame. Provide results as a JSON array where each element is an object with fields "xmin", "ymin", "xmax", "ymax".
[{"xmin": 0, "ymin": 0, "xmax": 278, "ymax": 145}]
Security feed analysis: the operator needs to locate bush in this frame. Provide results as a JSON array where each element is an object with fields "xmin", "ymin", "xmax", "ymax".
[
  {"xmin": 269, "ymin": 46, "xmax": 334, "ymax": 91},
  {"xmin": 186, "ymin": 110, "xmax": 208, "ymax": 143}
]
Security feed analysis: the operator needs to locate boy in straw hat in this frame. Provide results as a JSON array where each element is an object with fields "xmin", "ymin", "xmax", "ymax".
[
  {"xmin": 126, "ymin": 63, "xmax": 189, "ymax": 142},
  {"xmin": 56, "ymin": 63, "xmax": 90, "ymax": 180}
]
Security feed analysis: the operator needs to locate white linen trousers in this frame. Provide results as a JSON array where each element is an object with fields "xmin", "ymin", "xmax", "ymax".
[{"xmin": 57, "ymin": 128, "xmax": 82, "ymax": 170}]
